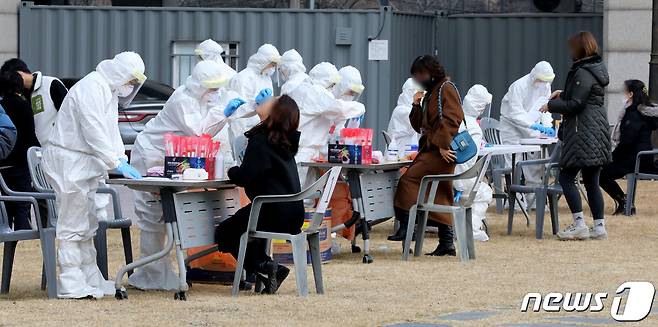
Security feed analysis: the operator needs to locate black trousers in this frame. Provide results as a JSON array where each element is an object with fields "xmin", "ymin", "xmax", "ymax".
[
  {"xmin": 559, "ymin": 166, "xmax": 605, "ymax": 220},
  {"xmin": 599, "ymin": 162, "xmax": 629, "ymax": 201},
  {"xmin": 1, "ymin": 166, "xmax": 48, "ymax": 230},
  {"xmin": 214, "ymin": 205, "xmax": 270, "ymax": 273}
]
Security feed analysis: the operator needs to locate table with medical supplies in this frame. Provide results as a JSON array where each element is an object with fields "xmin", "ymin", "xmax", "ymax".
[
  {"xmin": 301, "ymin": 161, "xmax": 412, "ymax": 264},
  {"xmin": 519, "ymin": 137, "xmax": 559, "ymax": 158},
  {"xmin": 106, "ymin": 177, "xmax": 240, "ymax": 301}
]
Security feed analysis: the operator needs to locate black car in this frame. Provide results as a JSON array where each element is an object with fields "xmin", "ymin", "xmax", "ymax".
[{"xmin": 62, "ymin": 79, "xmax": 173, "ymax": 150}]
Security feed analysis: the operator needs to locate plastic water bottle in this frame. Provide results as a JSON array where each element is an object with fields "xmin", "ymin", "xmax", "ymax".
[
  {"xmin": 214, "ymin": 152, "xmax": 224, "ymax": 179},
  {"xmin": 386, "ymin": 139, "xmax": 398, "ymax": 162}
]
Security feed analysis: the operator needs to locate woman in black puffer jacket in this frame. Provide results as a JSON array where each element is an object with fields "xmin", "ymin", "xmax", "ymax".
[{"xmin": 542, "ymin": 31, "xmax": 611, "ymax": 241}]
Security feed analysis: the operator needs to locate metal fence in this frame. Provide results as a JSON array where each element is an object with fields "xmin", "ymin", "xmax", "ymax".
[
  {"xmin": 18, "ymin": 2, "xmax": 602, "ymax": 149},
  {"xmin": 435, "ymin": 13, "xmax": 603, "ymax": 117}
]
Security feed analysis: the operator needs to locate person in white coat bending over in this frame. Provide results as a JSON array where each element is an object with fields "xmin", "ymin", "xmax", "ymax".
[
  {"xmin": 227, "ymin": 44, "xmax": 281, "ymax": 146},
  {"xmin": 387, "ymin": 78, "xmax": 422, "ymax": 153},
  {"xmin": 454, "ymin": 85, "xmax": 493, "ymax": 241},
  {"xmin": 290, "ymin": 62, "xmax": 365, "ymax": 187},
  {"xmin": 278, "ymin": 49, "xmax": 308, "ymax": 96},
  {"xmin": 42, "ymin": 51, "xmax": 146, "ymax": 299},
  {"xmin": 500, "ymin": 61, "xmax": 556, "ymax": 209},
  {"xmin": 128, "ymin": 60, "xmax": 245, "ymax": 291}
]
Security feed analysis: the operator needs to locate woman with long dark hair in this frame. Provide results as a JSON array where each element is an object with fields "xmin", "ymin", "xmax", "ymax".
[
  {"xmin": 215, "ymin": 94, "xmax": 304, "ymax": 294},
  {"xmin": 541, "ymin": 31, "xmax": 611, "ymax": 240},
  {"xmin": 600, "ymin": 80, "xmax": 658, "ymax": 215},
  {"xmin": 388, "ymin": 55, "xmax": 464, "ymax": 256},
  {"xmin": 0, "ymin": 71, "xmax": 41, "ymax": 230}
]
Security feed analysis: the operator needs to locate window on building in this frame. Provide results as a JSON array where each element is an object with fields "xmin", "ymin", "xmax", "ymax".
[{"xmin": 171, "ymin": 41, "xmax": 239, "ymax": 87}]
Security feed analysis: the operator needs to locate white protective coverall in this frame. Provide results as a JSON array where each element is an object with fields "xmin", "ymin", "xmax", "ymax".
[
  {"xmin": 499, "ymin": 61, "xmax": 555, "ymax": 208},
  {"xmin": 387, "ymin": 78, "xmax": 421, "ymax": 152},
  {"xmin": 291, "ymin": 62, "xmax": 365, "ymax": 187},
  {"xmin": 332, "ymin": 66, "xmax": 366, "ymax": 130},
  {"xmin": 129, "ymin": 60, "xmax": 238, "ymax": 290},
  {"xmin": 227, "ymin": 44, "xmax": 280, "ymax": 144},
  {"xmin": 42, "ymin": 52, "xmax": 146, "ymax": 298},
  {"xmin": 195, "ymin": 39, "xmax": 238, "ymax": 164},
  {"xmin": 279, "ymin": 49, "xmax": 308, "ymax": 96},
  {"xmin": 454, "ymin": 85, "xmax": 494, "ymax": 241}
]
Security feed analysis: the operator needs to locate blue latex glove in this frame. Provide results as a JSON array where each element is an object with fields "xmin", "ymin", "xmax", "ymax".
[
  {"xmin": 530, "ymin": 123, "xmax": 543, "ymax": 132},
  {"xmin": 117, "ymin": 158, "xmax": 142, "ymax": 180},
  {"xmin": 224, "ymin": 98, "xmax": 246, "ymax": 117},
  {"xmin": 542, "ymin": 127, "xmax": 556, "ymax": 137},
  {"xmin": 255, "ymin": 88, "xmax": 273, "ymax": 105},
  {"xmin": 484, "ymin": 143, "xmax": 493, "ymax": 148},
  {"xmin": 453, "ymin": 190, "xmax": 462, "ymax": 203}
]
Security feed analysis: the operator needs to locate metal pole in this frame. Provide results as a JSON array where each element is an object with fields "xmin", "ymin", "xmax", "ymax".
[
  {"xmin": 309, "ymin": 0, "xmax": 315, "ymax": 9},
  {"xmin": 650, "ymin": 0, "xmax": 658, "ymax": 102}
]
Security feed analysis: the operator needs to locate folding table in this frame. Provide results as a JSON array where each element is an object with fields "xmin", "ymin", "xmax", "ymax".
[
  {"xmin": 106, "ymin": 177, "xmax": 239, "ymax": 301},
  {"xmin": 301, "ymin": 161, "xmax": 411, "ymax": 263}
]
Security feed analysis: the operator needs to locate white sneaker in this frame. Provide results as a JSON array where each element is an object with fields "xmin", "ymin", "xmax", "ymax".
[
  {"xmin": 557, "ymin": 223, "xmax": 590, "ymax": 241},
  {"xmin": 589, "ymin": 226, "xmax": 608, "ymax": 240}
]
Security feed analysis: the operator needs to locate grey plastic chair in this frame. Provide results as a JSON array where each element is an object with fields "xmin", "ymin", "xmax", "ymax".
[
  {"xmin": 231, "ymin": 167, "xmax": 342, "ymax": 297},
  {"xmin": 480, "ymin": 118, "xmax": 510, "ymax": 214},
  {"xmin": 0, "ymin": 194, "xmax": 57, "ymax": 298},
  {"xmin": 402, "ymin": 154, "xmax": 491, "ymax": 262},
  {"xmin": 382, "ymin": 130, "xmax": 392, "ymax": 149},
  {"xmin": 507, "ymin": 142, "xmax": 562, "ymax": 239},
  {"xmin": 625, "ymin": 149, "xmax": 658, "ymax": 216},
  {"xmin": 25, "ymin": 146, "xmax": 133, "ymax": 279}
]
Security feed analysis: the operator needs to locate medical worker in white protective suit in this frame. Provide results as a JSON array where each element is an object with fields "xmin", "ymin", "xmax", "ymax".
[
  {"xmin": 333, "ymin": 66, "xmax": 366, "ymax": 130},
  {"xmin": 387, "ymin": 78, "xmax": 422, "ymax": 152},
  {"xmin": 128, "ymin": 60, "xmax": 245, "ymax": 291},
  {"xmin": 291, "ymin": 62, "xmax": 365, "ymax": 187},
  {"xmin": 278, "ymin": 49, "xmax": 308, "ymax": 96},
  {"xmin": 454, "ymin": 85, "xmax": 494, "ymax": 241},
  {"xmin": 195, "ymin": 39, "xmax": 238, "ymax": 163},
  {"xmin": 227, "ymin": 44, "xmax": 280, "ymax": 147},
  {"xmin": 42, "ymin": 52, "xmax": 146, "ymax": 299},
  {"xmin": 195, "ymin": 39, "xmax": 237, "ymax": 80},
  {"xmin": 500, "ymin": 61, "xmax": 556, "ymax": 209}
]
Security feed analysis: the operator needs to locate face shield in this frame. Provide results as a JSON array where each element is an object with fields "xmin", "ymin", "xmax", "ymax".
[{"xmin": 117, "ymin": 70, "xmax": 147, "ymax": 108}]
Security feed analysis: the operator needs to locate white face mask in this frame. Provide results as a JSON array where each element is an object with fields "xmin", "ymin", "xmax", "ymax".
[
  {"xmin": 116, "ymin": 84, "xmax": 134, "ymax": 97},
  {"xmin": 622, "ymin": 97, "xmax": 631, "ymax": 108},
  {"xmin": 263, "ymin": 67, "xmax": 275, "ymax": 77},
  {"xmin": 340, "ymin": 94, "xmax": 355, "ymax": 101}
]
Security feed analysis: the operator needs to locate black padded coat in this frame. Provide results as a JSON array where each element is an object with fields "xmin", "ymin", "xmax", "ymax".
[{"xmin": 548, "ymin": 55, "xmax": 611, "ymax": 168}]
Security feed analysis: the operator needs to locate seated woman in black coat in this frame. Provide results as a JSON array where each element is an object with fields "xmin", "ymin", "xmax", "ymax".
[
  {"xmin": 0, "ymin": 71, "xmax": 41, "ymax": 230},
  {"xmin": 600, "ymin": 79, "xmax": 658, "ymax": 215},
  {"xmin": 215, "ymin": 94, "xmax": 304, "ymax": 294}
]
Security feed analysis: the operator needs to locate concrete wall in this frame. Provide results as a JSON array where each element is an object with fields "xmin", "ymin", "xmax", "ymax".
[
  {"xmin": 0, "ymin": 1, "xmax": 19, "ymax": 64},
  {"xmin": 604, "ymin": 0, "xmax": 653, "ymax": 120}
]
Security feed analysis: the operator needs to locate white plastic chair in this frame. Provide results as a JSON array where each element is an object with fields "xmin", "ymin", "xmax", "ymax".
[
  {"xmin": 402, "ymin": 154, "xmax": 491, "ymax": 261},
  {"xmin": 231, "ymin": 167, "xmax": 342, "ymax": 297}
]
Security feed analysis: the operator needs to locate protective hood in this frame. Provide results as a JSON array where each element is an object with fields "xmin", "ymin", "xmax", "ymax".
[
  {"xmin": 184, "ymin": 60, "xmax": 228, "ymax": 98},
  {"xmin": 529, "ymin": 61, "xmax": 555, "ymax": 83},
  {"xmin": 195, "ymin": 39, "xmax": 225, "ymax": 63},
  {"xmin": 462, "ymin": 84, "xmax": 492, "ymax": 118},
  {"xmin": 397, "ymin": 78, "xmax": 420, "ymax": 107},
  {"xmin": 333, "ymin": 66, "xmax": 365, "ymax": 98},
  {"xmin": 246, "ymin": 44, "xmax": 281, "ymax": 73},
  {"xmin": 279, "ymin": 49, "xmax": 306, "ymax": 82},
  {"xmin": 95, "ymin": 51, "xmax": 146, "ymax": 90},
  {"xmin": 309, "ymin": 62, "xmax": 341, "ymax": 90}
]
